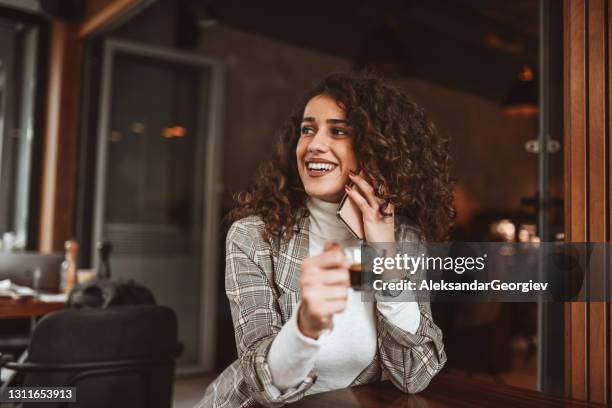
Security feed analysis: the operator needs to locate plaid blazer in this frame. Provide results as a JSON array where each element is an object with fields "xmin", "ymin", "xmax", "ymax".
[{"xmin": 198, "ymin": 212, "xmax": 446, "ymax": 408}]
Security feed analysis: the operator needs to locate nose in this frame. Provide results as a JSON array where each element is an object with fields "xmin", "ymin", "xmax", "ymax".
[{"xmin": 307, "ymin": 130, "xmax": 329, "ymax": 154}]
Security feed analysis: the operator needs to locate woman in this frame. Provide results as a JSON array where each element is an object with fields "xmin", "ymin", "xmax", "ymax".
[{"xmin": 199, "ymin": 73, "xmax": 454, "ymax": 408}]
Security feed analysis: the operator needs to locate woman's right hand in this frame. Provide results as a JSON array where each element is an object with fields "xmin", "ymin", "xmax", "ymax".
[{"xmin": 298, "ymin": 242, "xmax": 350, "ymax": 339}]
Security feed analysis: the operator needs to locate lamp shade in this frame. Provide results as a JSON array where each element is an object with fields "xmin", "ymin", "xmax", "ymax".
[{"xmin": 502, "ymin": 65, "xmax": 538, "ymax": 118}]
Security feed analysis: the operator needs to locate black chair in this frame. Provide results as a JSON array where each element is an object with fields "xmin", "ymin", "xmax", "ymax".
[{"xmin": 0, "ymin": 305, "xmax": 181, "ymax": 408}]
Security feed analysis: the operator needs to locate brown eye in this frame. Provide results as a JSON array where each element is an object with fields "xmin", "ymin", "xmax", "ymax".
[
  {"xmin": 301, "ymin": 126, "xmax": 314, "ymax": 135},
  {"xmin": 332, "ymin": 128, "xmax": 350, "ymax": 136}
]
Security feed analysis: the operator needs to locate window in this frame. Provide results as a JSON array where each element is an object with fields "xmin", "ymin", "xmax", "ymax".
[{"xmin": 0, "ymin": 10, "xmax": 44, "ymax": 250}]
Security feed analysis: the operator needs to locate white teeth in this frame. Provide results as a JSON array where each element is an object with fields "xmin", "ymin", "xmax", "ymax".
[{"xmin": 307, "ymin": 162, "xmax": 335, "ymax": 171}]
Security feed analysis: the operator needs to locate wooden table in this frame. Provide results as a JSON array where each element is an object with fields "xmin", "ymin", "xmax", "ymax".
[
  {"xmin": 281, "ymin": 372, "xmax": 605, "ymax": 407},
  {"xmin": 0, "ymin": 297, "xmax": 65, "ymax": 319}
]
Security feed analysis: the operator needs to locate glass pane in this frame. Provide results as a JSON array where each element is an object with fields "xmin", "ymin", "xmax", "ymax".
[
  {"xmin": 103, "ymin": 52, "xmax": 210, "ymax": 365},
  {"xmin": 0, "ymin": 17, "xmax": 38, "ymax": 249},
  {"xmin": 538, "ymin": 0, "xmax": 565, "ymax": 395}
]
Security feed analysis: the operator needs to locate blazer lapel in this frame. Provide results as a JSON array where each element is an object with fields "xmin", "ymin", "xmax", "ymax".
[{"xmin": 275, "ymin": 211, "xmax": 310, "ymax": 294}]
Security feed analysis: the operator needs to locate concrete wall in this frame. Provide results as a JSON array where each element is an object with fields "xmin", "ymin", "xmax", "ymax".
[
  {"xmin": 194, "ymin": 25, "xmax": 352, "ymax": 210},
  {"xmin": 196, "ymin": 24, "xmax": 538, "ymax": 216},
  {"xmin": 113, "ymin": 0, "xmax": 538, "ymax": 219},
  {"xmin": 394, "ymin": 79, "xmax": 538, "ymax": 217}
]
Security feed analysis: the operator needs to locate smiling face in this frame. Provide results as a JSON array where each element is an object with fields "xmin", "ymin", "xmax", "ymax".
[{"xmin": 296, "ymin": 94, "xmax": 358, "ymax": 202}]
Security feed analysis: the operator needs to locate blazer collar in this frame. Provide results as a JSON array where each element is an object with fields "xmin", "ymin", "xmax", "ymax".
[
  {"xmin": 274, "ymin": 208, "xmax": 310, "ymax": 292},
  {"xmin": 287, "ymin": 208, "xmax": 310, "ymax": 265}
]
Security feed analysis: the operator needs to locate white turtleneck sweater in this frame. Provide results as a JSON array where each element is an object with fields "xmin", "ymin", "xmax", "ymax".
[{"xmin": 267, "ymin": 198, "xmax": 421, "ymax": 395}]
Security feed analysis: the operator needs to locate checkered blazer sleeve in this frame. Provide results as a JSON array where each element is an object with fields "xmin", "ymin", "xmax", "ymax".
[
  {"xmin": 224, "ymin": 219, "xmax": 317, "ymax": 407},
  {"xmin": 375, "ymin": 224, "xmax": 447, "ymax": 393}
]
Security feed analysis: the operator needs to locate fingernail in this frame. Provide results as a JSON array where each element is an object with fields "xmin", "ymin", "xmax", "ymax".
[
  {"xmin": 349, "ymin": 170, "xmax": 356, "ymax": 176},
  {"xmin": 344, "ymin": 185, "xmax": 351, "ymax": 191}
]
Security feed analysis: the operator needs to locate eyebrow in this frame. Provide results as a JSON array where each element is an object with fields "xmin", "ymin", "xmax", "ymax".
[{"xmin": 301, "ymin": 117, "xmax": 350, "ymax": 125}]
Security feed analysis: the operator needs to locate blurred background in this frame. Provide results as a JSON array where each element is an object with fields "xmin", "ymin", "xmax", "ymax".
[{"xmin": 0, "ymin": 0, "xmax": 566, "ymax": 406}]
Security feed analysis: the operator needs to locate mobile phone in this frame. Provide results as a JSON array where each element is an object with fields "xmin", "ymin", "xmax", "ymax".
[{"xmin": 336, "ymin": 192, "xmax": 364, "ymax": 240}]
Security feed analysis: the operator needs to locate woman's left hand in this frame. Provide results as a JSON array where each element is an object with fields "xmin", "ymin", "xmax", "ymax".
[{"xmin": 345, "ymin": 172, "xmax": 395, "ymax": 243}]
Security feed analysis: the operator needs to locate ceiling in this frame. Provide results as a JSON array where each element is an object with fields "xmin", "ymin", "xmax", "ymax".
[{"xmin": 202, "ymin": 0, "xmax": 542, "ymax": 102}]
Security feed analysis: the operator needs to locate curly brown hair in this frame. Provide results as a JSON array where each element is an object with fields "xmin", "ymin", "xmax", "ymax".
[{"xmin": 231, "ymin": 72, "xmax": 455, "ymax": 244}]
